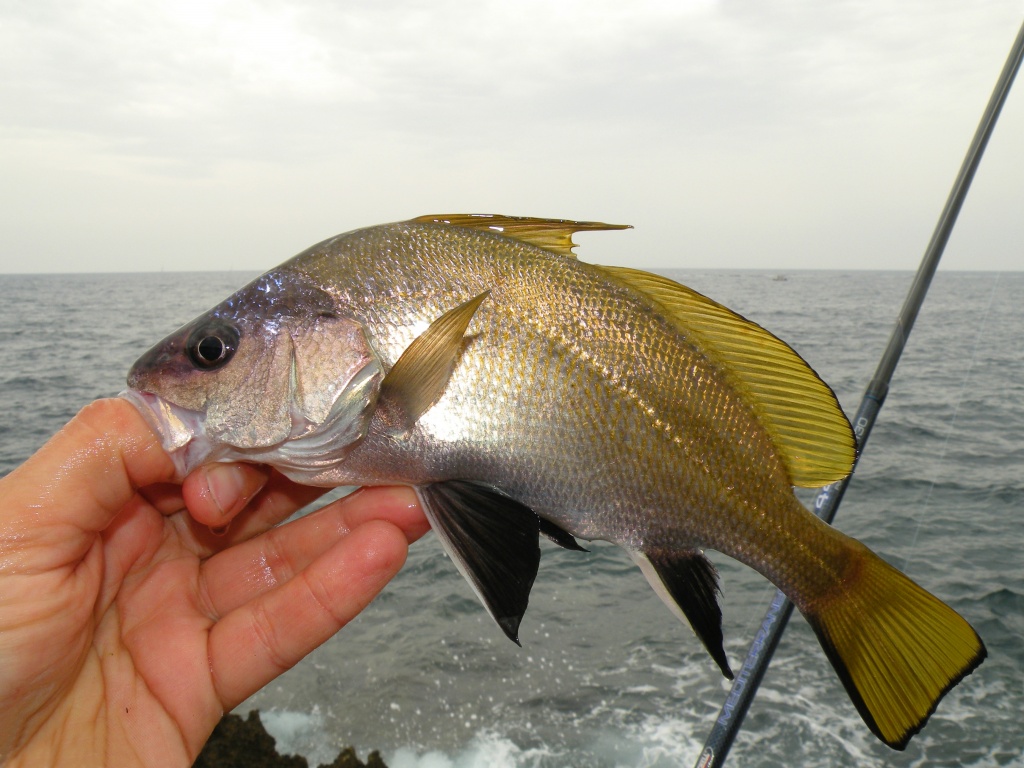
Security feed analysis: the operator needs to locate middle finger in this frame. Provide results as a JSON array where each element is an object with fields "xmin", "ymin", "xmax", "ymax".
[{"xmin": 196, "ymin": 485, "xmax": 426, "ymax": 619}]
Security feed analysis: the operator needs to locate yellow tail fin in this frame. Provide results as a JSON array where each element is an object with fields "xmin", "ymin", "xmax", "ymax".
[{"xmin": 803, "ymin": 544, "xmax": 986, "ymax": 749}]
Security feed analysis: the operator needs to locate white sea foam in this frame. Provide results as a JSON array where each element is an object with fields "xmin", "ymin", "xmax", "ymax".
[
  {"xmin": 383, "ymin": 712, "xmax": 705, "ymax": 768},
  {"xmin": 595, "ymin": 714, "xmax": 705, "ymax": 768},
  {"xmin": 388, "ymin": 729, "xmax": 555, "ymax": 768},
  {"xmin": 260, "ymin": 707, "xmax": 337, "ymax": 767}
]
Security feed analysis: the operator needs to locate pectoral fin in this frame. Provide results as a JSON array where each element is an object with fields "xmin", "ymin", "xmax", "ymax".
[
  {"xmin": 379, "ymin": 292, "xmax": 489, "ymax": 432},
  {"xmin": 633, "ymin": 549, "xmax": 732, "ymax": 679},
  {"xmin": 417, "ymin": 481, "xmax": 541, "ymax": 645}
]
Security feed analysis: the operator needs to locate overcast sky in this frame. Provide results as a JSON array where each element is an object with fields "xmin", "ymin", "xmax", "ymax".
[{"xmin": 1, "ymin": 0, "xmax": 1022, "ymax": 272}]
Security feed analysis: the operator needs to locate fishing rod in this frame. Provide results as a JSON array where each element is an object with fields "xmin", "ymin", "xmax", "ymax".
[{"xmin": 695, "ymin": 18, "xmax": 1024, "ymax": 768}]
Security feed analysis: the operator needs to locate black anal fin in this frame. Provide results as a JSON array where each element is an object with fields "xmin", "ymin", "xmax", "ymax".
[
  {"xmin": 633, "ymin": 549, "xmax": 732, "ymax": 679},
  {"xmin": 538, "ymin": 517, "xmax": 589, "ymax": 552},
  {"xmin": 417, "ymin": 481, "xmax": 541, "ymax": 645}
]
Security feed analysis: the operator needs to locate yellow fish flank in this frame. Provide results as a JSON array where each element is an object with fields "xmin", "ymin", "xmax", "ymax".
[{"xmin": 125, "ymin": 214, "xmax": 985, "ymax": 750}]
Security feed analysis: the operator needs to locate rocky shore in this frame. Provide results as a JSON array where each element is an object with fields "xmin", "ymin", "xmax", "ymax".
[{"xmin": 193, "ymin": 710, "xmax": 388, "ymax": 768}]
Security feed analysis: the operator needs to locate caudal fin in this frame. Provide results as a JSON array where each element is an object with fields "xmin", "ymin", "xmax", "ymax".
[{"xmin": 803, "ymin": 545, "xmax": 986, "ymax": 750}]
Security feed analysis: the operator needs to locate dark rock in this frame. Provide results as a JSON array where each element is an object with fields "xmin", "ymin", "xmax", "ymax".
[
  {"xmin": 318, "ymin": 746, "xmax": 389, "ymax": 768},
  {"xmin": 193, "ymin": 710, "xmax": 388, "ymax": 768}
]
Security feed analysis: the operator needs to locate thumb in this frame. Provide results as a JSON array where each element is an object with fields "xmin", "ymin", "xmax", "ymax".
[{"xmin": 1, "ymin": 398, "xmax": 176, "ymax": 538}]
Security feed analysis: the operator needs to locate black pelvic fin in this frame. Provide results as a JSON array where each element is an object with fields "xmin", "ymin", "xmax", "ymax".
[
  {"xmin": 538, "ymin": 517, "xmax": 589, "ymax": 552},
  {"xmin": 417, "ymin": 481, "xmax": 541, "ymax": 645},
  {"xmin": 636, "ymin": 549, "xmax": 732, "ymax": 679}
]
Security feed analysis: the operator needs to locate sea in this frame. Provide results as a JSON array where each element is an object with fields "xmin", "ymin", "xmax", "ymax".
[{"xmin": 0, "ymin": 269, "xmax": 1021, "ymax": 768}]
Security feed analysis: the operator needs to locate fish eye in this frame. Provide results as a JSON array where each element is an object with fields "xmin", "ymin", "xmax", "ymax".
[{"xmin": 185, "ymin": 322, "xmax": 239, "ymax": 371}]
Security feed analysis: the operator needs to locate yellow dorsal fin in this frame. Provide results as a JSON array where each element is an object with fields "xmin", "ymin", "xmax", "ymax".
[
  {"xmin": 413, "ymin": 214, "xmax": 631, "ymax": 257},
  {"xmin": 595, "ymin": 265, "xmax": 855, "ymax": 487}
]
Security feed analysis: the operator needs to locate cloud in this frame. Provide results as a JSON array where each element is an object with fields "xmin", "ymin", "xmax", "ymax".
[{"xmin": 1, "ymin": 0, "xmax": 1022, "ymax": 271}]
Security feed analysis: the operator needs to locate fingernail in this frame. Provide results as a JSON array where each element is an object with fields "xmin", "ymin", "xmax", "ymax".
[{"xmin": 205, "ymin": 464, "xmax": 247, "ymax": 516}]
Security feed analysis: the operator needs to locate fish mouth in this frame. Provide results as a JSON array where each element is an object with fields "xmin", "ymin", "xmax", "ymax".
[{"xmin": 120, "ymin": 389, "xmax": 213, "ymax": 481}]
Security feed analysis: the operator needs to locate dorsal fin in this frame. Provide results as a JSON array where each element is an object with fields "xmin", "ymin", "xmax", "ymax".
[
  {"xmin": 412, "ymin": 214, "xmax": 631, "ymax": 257},
  {"xmin": 595, "ymin": 265, "xmax": 855, "ymax": 487}
]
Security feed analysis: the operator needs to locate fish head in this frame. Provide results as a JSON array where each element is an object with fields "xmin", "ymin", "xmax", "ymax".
[{"xmin": 125, "ymin": 270, "xmax": 384, "ymax": 481}]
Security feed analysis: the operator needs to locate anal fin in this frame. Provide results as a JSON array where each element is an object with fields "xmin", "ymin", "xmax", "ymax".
[
  {"xmin": 633, "ymin": 549, "xmax": 732, "ymax": 679},
  {"xmin": 417, "ymin": 481, "xmax": 541, "ymax": 645}
]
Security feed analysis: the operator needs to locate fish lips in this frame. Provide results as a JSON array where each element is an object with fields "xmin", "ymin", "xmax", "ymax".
[{"xmin": 120, "ymin": 388, "xmax": 213, "ymax": 480}]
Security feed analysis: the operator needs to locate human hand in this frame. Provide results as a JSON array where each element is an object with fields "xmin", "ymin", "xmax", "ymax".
[{"xmin": 0, "ymin": 398, "xmax": 429, "ymax": 767}]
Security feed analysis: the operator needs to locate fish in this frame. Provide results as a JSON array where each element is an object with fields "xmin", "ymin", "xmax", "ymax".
[{"xmin": 124, "ymin": 213, "xmax": 985, "ymax": 750}]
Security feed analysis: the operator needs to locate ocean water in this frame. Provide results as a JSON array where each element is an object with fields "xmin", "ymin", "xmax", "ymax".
[{"xmin": 0, "ymin": 269, "xmax": 1021, "ymax": 768}]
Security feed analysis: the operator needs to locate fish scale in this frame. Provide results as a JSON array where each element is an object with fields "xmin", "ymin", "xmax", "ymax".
[{"xmin": 328, "ymin": 228, "xmax": 757, "ymax": 552}]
